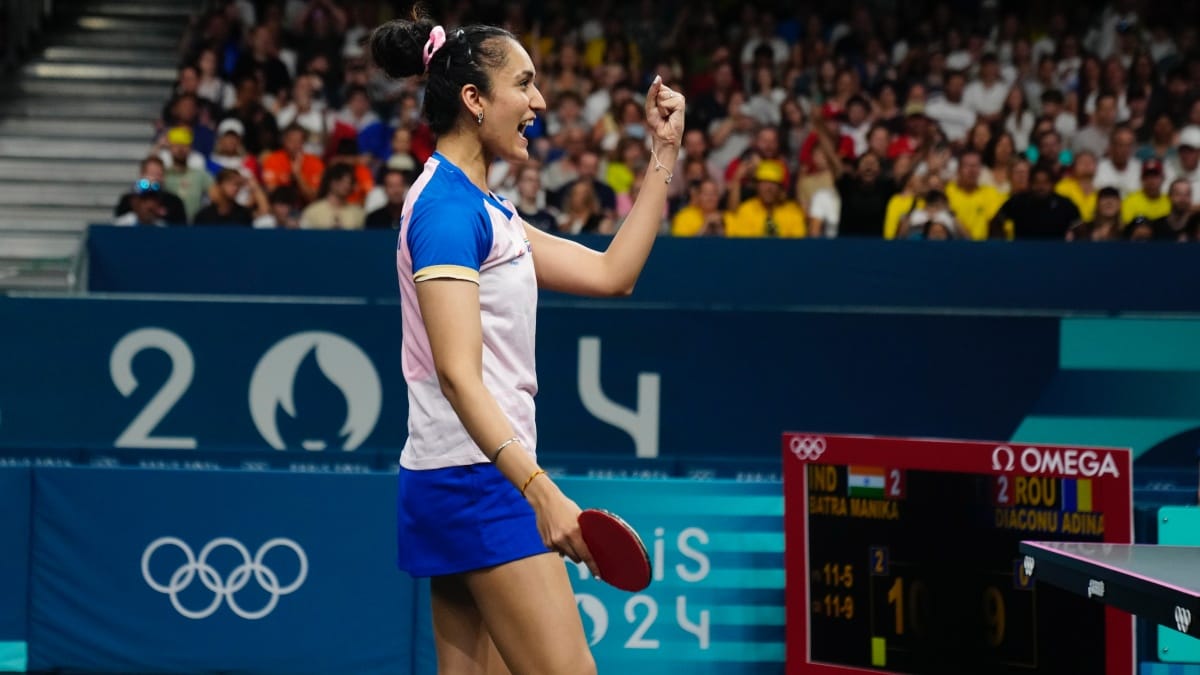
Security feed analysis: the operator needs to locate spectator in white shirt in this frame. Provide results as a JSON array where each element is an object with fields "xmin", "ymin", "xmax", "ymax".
[
  {"xmin": 925, "ymin": 71, "xmax": 977, "ymax": 145},
  {"xmin": 1039, "ymin": 90, "xmax": 1078, "ymax": 142},
  {"xmin": 1095, "ymin": 125, "xmax": 1143, "ymax": 195},
  {"xmin": 1001, "ymin": 87, "xmax": 1036, "ymax": 153},
  {"xmin": 963, "ymin": 54, "xmax": 1009, "ymax": 121},
  {"xmin": 1073, "ymin": 92, "xmax": 1119, "ymax": 158},
  {"xmin": 1166, "ymin": 126, "xmax": 1200, "ymax": 205}
]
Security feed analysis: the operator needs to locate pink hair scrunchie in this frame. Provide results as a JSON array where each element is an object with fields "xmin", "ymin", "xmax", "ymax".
[{"xmin": 422, "ymin": 25, "xmax": 447, "ymax": 71}]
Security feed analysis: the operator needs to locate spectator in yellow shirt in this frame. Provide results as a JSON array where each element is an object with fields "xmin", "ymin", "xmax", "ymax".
[
  {"xmin": 883, "ymin": 170, "xmax": 927, "ymax": 239},
  {"xmin": 726, "ymin": 160, "xmax": 807, "ymax": 237},
  {"xmin": 1056, "ymin": 150, "xmax": 1100, "ymax": 221},
  {"xmin": 1121, "ymin": 159, "xmax": 1171, "ymax": 224},
  {"xmin": 671, "ymin": 178, "xmax": 732, "ymax": 237},
  {"xmin": 945, "ymin": 150, "xmax": 1005, "ymax": 239}
]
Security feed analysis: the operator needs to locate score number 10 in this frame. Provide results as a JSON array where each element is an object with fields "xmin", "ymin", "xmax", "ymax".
[
  {"xmin": 872, "ymin": 548, "xmax": 1009, "ymax": 649},
  {"xmin": 884, "ymin": 577, "xmax": 1007, "ymax": 647}
]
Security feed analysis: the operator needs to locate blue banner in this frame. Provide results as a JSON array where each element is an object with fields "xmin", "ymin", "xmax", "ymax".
[
  {"xmin": 86, "ymin": 225, "xmax": 1200, "ymax": 312},
  {"xmin": 15, "ymin": 465, "xmax": 782, "ymax": 673},
  {"xmin": 0, "ymin": 295, "xmax": 1062, "ymax": 471},
  {"xmin": 0, "ymin": 296, "xmax": 405, "ymax": 458},
  {"xmin": 0, "ymin": 468, "xmax": 30, "ymax": 672},
  {"xmin": 27, "ymin": 467, "xmax": 422, "ymax": 674},
  {"xmin": 3, "ymin": 296, "xmax": 1199, "ymax": 472}
]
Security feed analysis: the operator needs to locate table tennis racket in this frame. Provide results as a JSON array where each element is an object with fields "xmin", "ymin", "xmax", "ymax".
[{"xmin": 578, "ymin": 508, "xmax": 651, "ymax": 592}]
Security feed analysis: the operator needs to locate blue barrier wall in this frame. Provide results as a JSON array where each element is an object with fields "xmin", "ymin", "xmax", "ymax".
[
  {"xmin": 86, "ymin": 226, "xmax": 1200, "ymax": 312},
  {"xmin": 3, "ymin": 295, "xmax": 1200, "ymax": 475},
  {"xmin": 4, "ymin": 466, "xmax": 783, "ymax": 674},
  {"xmin": 0, "ymin": 468, "xmax": 30, "ymax": 671}
]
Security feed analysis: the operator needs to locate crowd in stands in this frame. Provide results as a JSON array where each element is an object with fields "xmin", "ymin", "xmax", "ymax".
[{"xmin": 113, "ymin": 0, "xmax": 1200, "ymax": 241}]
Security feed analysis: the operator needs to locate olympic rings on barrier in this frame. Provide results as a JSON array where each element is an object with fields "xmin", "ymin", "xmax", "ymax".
[{"xmin": 141, "ymin": 536, "xmax": 307, "ymax": 620}]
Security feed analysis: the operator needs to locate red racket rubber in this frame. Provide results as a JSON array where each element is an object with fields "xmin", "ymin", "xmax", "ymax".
[{"xmin": 578, "ymin": 508, "xmax": 651, "ymax": 592}]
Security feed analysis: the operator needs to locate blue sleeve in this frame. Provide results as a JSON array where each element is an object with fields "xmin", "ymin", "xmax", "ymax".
[{"xmin": 407, "ymin": 197, "xmax": 493, "ymax": 282}]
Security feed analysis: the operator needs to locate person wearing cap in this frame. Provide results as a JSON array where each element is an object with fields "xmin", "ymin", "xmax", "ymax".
[
  {"xmin": 1067, "ymin": 186, "xmax": 1123, "ymax": 241},
  {"xmin": 207, "ymin": 118, "xmax": 260, "ymax": 180},
  {"xmin": 1121, "ymin": 159, "xmax": 1171, "ymax": 224},
  {"xmin": 161, "ymin": 125, "xmax": 214, "ymax": 221},
  {"xmin": 114, "ymin": 156, "xmax": 189, "ymax": 226},
  {"xmin": 725, "ymin": 160, "xmax": 805, "ymax": 237},
  {"xmin": 1166, "ymin": 125, "xmax": 1200, "ymax": 205},
  {"xmin": 725, "ymin": 127, "xmax": 791, "ymax": 202},
  {"xmin": 113, "ymin": 180, "xmax": 167, "ymax": 227}
]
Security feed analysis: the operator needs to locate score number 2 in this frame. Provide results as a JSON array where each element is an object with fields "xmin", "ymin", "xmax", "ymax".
[{"xmin": 886, "ymin": 578, "xmax": 1007, "ymax": 647}]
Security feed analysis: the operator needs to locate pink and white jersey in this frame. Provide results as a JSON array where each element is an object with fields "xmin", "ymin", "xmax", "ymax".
[{"xmin": 397, "ymin": 152, "xmax": 538, "ymax": 470}]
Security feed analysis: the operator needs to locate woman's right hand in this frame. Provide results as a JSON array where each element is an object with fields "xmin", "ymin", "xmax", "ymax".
[{"xmin": 526, "ymin": 478, "xmax": 599, "ymax": 577}]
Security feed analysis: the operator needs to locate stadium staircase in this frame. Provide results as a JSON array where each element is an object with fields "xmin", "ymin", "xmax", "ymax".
[{"xmin": 0, "ymin": 0, "xmax": 194, "ymax": 290}]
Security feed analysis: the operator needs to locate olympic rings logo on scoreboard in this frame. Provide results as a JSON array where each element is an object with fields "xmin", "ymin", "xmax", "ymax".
[
  {"xmin": 142, "ymin": 536, "xmax": 308, "ymax": 620},
  {"xmin": 789, "ymin": 436, "xmax": 827, "ymax": 461}
]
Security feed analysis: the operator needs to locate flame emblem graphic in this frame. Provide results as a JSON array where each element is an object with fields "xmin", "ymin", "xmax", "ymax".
[
  {"xmin": 249, "ymin": 332, "xmax": 382, "ymax": 450},
  {"xmin": 575, "ymin": 593, "xmax": 609, "ymax": 646}
]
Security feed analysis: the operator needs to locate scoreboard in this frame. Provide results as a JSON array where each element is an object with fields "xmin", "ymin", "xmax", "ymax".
[{"xmin": 783, "ymin": 433, "xmax": 1133, "ymax": 675}]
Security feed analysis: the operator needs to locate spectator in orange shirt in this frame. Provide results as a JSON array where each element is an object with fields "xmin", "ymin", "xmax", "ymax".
[
  {"xmin": 262, "ymin": 123, "xmax": 325, "ymax": 204},
  {"xmin": 328, "ymin": 138, "xmax": 375, "ymax": 206}
]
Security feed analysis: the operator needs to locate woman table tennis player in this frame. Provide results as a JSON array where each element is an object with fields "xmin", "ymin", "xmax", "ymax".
[{"xmin": 369, "ymin": 10, "xmax": 684, "ymax": 675}]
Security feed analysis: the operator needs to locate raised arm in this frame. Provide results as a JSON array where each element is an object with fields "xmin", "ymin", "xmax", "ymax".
[{"xmin": 524, "ymin": 76, "xmax": 685, "ymax": 296}]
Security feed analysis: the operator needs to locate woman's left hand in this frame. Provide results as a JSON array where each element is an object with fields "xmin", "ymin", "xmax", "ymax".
[{"xmin": 644, "ymin": 75, "xmax": 685, "ymax": 149}]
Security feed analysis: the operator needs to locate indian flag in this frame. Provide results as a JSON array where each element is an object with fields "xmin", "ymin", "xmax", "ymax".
[{"xmin": 847, "ymin": 466, "xmax": 886, "ymax": 498}]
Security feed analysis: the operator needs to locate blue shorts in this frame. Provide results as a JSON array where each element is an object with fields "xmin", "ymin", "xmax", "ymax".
[{"xmin": 396, "ymin": 462, "xmax": 550, "ymax": 577}]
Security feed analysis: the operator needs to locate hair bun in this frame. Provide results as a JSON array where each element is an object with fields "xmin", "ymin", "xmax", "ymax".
[{"xmin": 369, "ymin": 18, "xmax": 437, "ymax": 79}]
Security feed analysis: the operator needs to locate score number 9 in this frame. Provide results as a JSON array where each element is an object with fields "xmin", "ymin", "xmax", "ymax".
[{"xmin": 886, "ymin": 578, "xmax": 1006, "ymax": 647}]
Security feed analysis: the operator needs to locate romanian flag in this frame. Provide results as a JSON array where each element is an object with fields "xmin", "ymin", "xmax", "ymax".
[
  {"xmin": 1061, "ymin": 479, "xmax": 1093, "ymax": 512},
  {"xmin": 847, "ymin": 466, "xmax": 886, "ymax": 498}
]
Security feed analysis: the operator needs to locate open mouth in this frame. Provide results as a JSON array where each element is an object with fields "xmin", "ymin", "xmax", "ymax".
[{"xmin": 518, "ymin": 118, "xmax": 534, "ymax": 137}]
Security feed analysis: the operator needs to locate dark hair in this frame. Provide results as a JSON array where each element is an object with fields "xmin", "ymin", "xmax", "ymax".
[
  {"xmin": 381, "ymin": 168, "xmax": 410, "ymax": 185},
  {"xmin": 269, "ymin": 185, "xmax": 299, "ymax": 206},
  {"xmin": 369, "ymin": 11, "xmax": 517, "ymax": 134},
  {"xmin": 982, "ymin": 131, "xmax": 1015, "ymax": 167},
  {"xmin": 1040, "ymin": 89, "xmax": 1065, "ymax": 105},
  {"xmin": 140, "ymin": 155, "xmax": 165, "ymax": 172},
  {"xmin": 1031, "ymin": 162, "xmax": 1057, "ymax": 182},
  {"xmin": 215, "ymin": 168, "xmax": 242, "ymax": 184},
  {"xmin": 318, "ymin": 164, "xmax": 356, "ymax": 198}
]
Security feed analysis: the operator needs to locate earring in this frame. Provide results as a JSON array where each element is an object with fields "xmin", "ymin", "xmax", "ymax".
[{"xmin": 476, "ymin": 111, "xmax": 484, "ymax": 125}]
